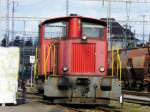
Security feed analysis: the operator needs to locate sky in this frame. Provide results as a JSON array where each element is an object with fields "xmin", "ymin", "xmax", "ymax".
[{"xmin": 0, "ymin": 0, "xmax": 150, "ymax": 41}]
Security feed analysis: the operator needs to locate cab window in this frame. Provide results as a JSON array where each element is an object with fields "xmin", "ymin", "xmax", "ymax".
[
  {"xmin": 44, "ymin": 21, "xmax": 66, "ymax": 39},
  {"xmin": 82, "ymin": 22, "xmax": 104, "ymax": 38}
]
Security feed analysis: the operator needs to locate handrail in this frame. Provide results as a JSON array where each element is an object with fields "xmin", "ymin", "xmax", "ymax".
[
  {"xmin": 116, "ymin": 47, "xmax": 122, "ymax": 81},
  {"xmin": 44, "ymin": 45, "xmax": 47, "ymax": 81},
  {"xmin": 34, "ymin": 47, "xmax": 38, "ymax": 79},
  {"xmin": 53, "ymin": 45, "xmax": 56, "ymax": 76},
  {"xmin": 111, "ymin": 46, "xmax": 122, "ymax": 81},
  {"xmin": 44, "ymin": 43, "xmax": 56, "ymax": 81},
  {"xmin": 112, "ymin": 46, "xmax": 114, "ymax": 77}
]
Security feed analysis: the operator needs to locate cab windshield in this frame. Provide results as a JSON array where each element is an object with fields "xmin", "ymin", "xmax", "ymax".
[
  {"xmin": 82, "ymin": 22, "xmax": 104, "ymax": 39},
  {"xmin": 44, "ymin": 21, "xmax": 66, "ymax": 39}
]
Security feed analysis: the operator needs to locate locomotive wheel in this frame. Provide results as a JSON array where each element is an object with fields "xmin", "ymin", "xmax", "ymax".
[
  {"xmin": 43, "ymin": 95, "xmax": 48, "ymax": 100},
  {"xmin": 43, "ymin": 95, "xmax": 54, "ymax": 103},
  {"xmin": 122, "ymin": 80, "xmax": 129, "ymax": 90},
  {"xmin": 36, "ymin": 79, "xmax": 44, "ymax": 94},
  {"xmin": 130, "ymin": 81, "xmax": 136, "ymax": 90},
  {"xmin": 137, "ymin": 82, "xmax": 144, "ymax": 91},
  {"xmin": 148, "ymin": 83, "xmax": 150, "ymax": 92}
]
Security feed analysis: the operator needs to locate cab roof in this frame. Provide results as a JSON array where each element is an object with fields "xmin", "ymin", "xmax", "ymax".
[{"xmin": 40, "ymin": 15, "xmax": 107, "ymax": 27}]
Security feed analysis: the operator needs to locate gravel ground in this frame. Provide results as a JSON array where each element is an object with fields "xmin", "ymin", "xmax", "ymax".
[
  {"xmin": 0, "ymin": 102, "xmax": 68, "ymax": 112},
  {"xmin": 0, "ymin": 93, "xmax": 149, "ymax": 112},
  {"xmin": 110, "ymin": 100, "xmax": 150, "ymax": 112}
]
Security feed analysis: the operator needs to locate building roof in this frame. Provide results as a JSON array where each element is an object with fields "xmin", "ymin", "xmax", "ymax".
[{"xmin": 101, "ymin": 18, "xmax": 135, "ymax": 40}]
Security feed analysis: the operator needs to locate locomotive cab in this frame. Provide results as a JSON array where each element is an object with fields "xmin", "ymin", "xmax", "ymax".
[{"xmin": 38, "ymin": 15, "xmax": 121, "ymax": 105}]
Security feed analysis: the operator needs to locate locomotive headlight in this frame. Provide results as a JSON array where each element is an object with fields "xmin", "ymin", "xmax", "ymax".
[
  {"xmin": 82, "ymin": 35, "xmax": 87, "ymax": 40},
  {"xmin": 99, "ymin": 66, "xmax": 105, "ymax": 72},
  {"xmin": 63, "ymin": 65, "xmax": 69, "ymax": 72}
]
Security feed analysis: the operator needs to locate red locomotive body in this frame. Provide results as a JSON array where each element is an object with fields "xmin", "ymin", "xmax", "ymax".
[
  {"xmin": 38, "ymin": 16, "xmax": 107, "ymax": 77},
  {"xmin": 38, "ymin": 15, "xmax": 121, "ymax": 104}
]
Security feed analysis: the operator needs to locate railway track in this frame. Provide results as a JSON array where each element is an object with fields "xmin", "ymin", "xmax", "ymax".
[
  {"xmin": 18, "ymin": 89, "xmax": 149, "ymax": 112},
  {"xmin": 22, "ymin": 92, "xmax": 122, "ymax": 112},
  {"xmin": 56, "ymin": 104, "xmax": 122, "ymax": 112},
  {"xmin": 122, "ymin": 90, "xmax": 150, "ymax": 96},
  {"xmin": 122, "ymin": 90, "xmax": 150, "ymax": 105}
]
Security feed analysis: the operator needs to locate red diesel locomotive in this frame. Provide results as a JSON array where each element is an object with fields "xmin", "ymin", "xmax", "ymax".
[{"xmin": 38, "ymin": 14, "xmax": 121, "ymax": 104}]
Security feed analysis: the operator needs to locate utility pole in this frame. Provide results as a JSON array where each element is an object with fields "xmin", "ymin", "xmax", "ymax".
[
  {"xmin": 125, "ymin": 1, "xmax": 131, "ymax": 47},
  {"xmin": 0, "ymin": 0, "xmax": 1, "ymax": 40},
  {"xmin": 6, "ymin": 0, "xmax": 10, "ymax": 47},
  {"xmin": 23, "ymin": 20, "xmax": 26, "ymax": 37},
  {"xmin": 11, "ymin": 1, "xmax": 18, "ymax": 42},
  {"xmin": 12, "ymin": 1, "xmax": 15, "ymax": 42},
  {"xmin": 107, "ymin": 0, "xmax": 111, "ymax": 48},
  {"xmin": 66, "ymin": 0, "xmax": 69, "ymax": 16},
  {"xmin": 141, "ymin": 15, "xmax": 146, "ymax": 46}
]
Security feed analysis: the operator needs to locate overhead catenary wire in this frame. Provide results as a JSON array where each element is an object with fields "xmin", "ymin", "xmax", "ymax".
[
  {"xmin": 79, "ymin": 0, "xmax": 150, "ymax": 3},
  {"xmin": 1, "ymin": 0, "xmax": 150, "ymax": 43},
  {"xmin": 1, "ymin": 16, "xmax": 150, "ymax": 25}
]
